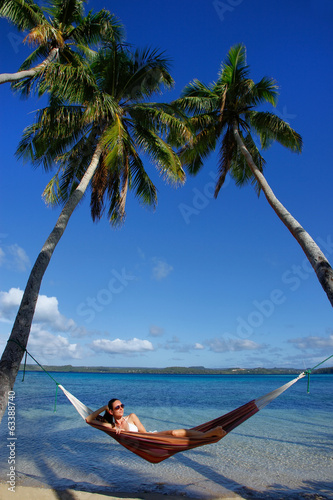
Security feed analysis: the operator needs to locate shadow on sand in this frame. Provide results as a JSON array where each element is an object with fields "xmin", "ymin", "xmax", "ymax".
[{"xmin": 15, "ymin": 427, "xmax": 333, "ymax": 500}]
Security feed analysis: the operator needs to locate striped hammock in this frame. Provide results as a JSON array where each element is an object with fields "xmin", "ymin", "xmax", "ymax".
[{"xmin": 58, "ymin": 372, "xmax": 305, "ymax": 464}]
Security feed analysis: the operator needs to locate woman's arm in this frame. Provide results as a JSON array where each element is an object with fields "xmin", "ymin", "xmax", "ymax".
[
  {"xmin": 128, "ymin": 413, "xmax": 147, "ymax": 433},
  {"xmin": 86, "ymin": 405, "xmax": 109, "ymax": 424}
]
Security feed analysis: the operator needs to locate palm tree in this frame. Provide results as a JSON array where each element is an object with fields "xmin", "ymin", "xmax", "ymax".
[
  {"xmin": 0, "ymin": 0, "xmax": 123, "ymax": 86},
  {"xmin": 0, "ymin": 43, "xmax": 189, "ymax": 422},
  {"xmin": 174, "ymin": 43, "xmax": 333, "ymax": 307}
]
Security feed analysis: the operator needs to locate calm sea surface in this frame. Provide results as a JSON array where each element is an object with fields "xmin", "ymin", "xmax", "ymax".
[{"xmin": 0, "ymin": 372, "xmax": 332, "ymax": 499}]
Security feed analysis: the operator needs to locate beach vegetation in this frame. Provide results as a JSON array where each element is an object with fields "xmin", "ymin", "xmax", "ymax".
[{"xmin": 21, "ymin": 363, "xmax": 333, "ymax": 375}]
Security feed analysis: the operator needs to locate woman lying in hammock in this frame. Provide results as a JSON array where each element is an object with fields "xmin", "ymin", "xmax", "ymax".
[{"xmin": 86, "ymin": 398, "xmax": 226, "ymax": 439}]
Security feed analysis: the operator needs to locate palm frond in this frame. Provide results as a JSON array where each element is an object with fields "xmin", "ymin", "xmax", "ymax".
[
  {"xmin": 250, "ymin": 77, "xmax": 279, "ymax": 107},
  {"xmin": 13, "ymin": 47, "xmax": 91, "ymax": 98},
  {"xmin": 0, "ymin": 0, "xmax": 45, "ymax": 31},
  {"xmin": 106, "ymin": 174, "xmax": 126, "ymax": 226},
  {"xmin": 90, "ymin": 155, "xmax": 109, "ymax": 221},
  {"xmin": 122, "ymin": 46, "xmax": 174, "ymax": 101},
  {"xmin": 84, "ymin": 93, "xmax": 120, "ymax": 124},
  {"xmin": 11, "ymin": 65, "xmax": 45, "ymax": 97},
  {"xmin": 16, "ymin": 100, "xmax": 89, "ymax": 172},
  {"xmin": 47, "ymin": 0, "xmax": 84, "ymax": 25},
  {"xmin": 248, "ymin": 111, "xmax": 303, "ymax": 152},
  {"xmin": 127, "ymin": 146, "xmax": 157, "ymax": 207},
  {"xmin": 42, "ymin": 167, "xmax": 64, "ymax": 205},
  {"xmin": 133, "ymin": 125, "xmax": 185, "ymax": 186},
  {"xmin": 128, "ymin": 103, "xmax": 192, "ymax": 147},
  {"xmin": 231, "ymin": 131, "xmax": 266, "ymax": 195},
  {"xmin": 110, "ymin": 157, "xmax": 129, "ymax": 224},
  {"xmin": 218, "ymin": 43, "xmax": 250, "ymax": 85},
  {"xmin": 91, "ymin": 153, "xmax": 130, "ymax": 227},
  {"xmin": 179, "ymin": 121, "xmax": 217, "ymax": 176},
  {"xmin": 100, "ymin": 114, "xmax": 130, "ymax": 168},
  {"xmin": 53, "ymin": 128, "xmax": 100, "ymax": 204},
  {"xmin": 180, "ymin": 79, "xmax": 214, "ymax": 98},
  {"xmin": 71, "ymin": 10, "xmax": 124, "ymax": 47},
  {"xmin": 176, "ymin": 80, "xmax": 218, "ymax": 114},
  {"xmin": 13, "ymin": 46, "xmax": 88, "ymax": 98},
  {"xmin": 39, "ymin": 61, "xmax": 97, "ymax": 101},
  {"xmin": 24, "ymin": 22, "xmax": 64, "ymax": 47},
  {"xmin": 214, "ymin": 126, "xmax": 236, "ymax": 197},
  {"xmin": 90, "ymin": 45, "xmax": 128, "ymax": 98}
]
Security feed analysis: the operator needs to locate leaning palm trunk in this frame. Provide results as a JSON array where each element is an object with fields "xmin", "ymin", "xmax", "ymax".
[
  {"xmin": 0, "ymin": 48, "xmax": 59, "ymax": 85},
  {"xmin": 232, "ymin": 121, "xmax": 333, "ymax": 307},
  {"xmin": 0, "ymin": 144, "xmax": 102, "ymax": 423}
]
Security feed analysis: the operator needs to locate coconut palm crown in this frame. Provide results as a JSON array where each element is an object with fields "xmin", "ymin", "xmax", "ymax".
[
  {"xmin": 176, "ymin": 43, "xmax": 302, "ymax": 194},
  {"xmin": 17, "ymin": 42, "xmax": 188, "ymax": 223},
  {"xmin": 0, "ymin": 0, "xmax": 124, "ymax": 88}
]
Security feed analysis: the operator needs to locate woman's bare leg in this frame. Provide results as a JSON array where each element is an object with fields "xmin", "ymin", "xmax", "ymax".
[{"xmin": 157, "ymin": 426, "xmax": 226, "ymax": 439}]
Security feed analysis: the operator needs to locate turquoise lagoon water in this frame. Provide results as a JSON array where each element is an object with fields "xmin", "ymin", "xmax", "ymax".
[{"xmin": 0, "ymin": 372, "xmax": 332, "ymax": 499}]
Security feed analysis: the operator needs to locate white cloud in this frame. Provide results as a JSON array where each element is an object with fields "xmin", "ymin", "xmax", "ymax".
[
  {"xmin": 0, "ymin": 244, "xmax": 30, "ymax": 271},
  {"xmin": 90, "ymin": 337, "xmax": 154, "ymax": 355},
  {"xmin": 194, "ymin": 343, "xmax": 204, "ymax": 350},
  {"xmin": 29, "ymin": 325, "xmax": 82, "ymax": 360},
  {"xmin": 0, "ymin": 287, "xmax": 76, "ymax": 333},
  {"xmin": 0, "ymin": 287, "xmax": 98, "ymax": 344},
  {"xmin": 0, "ymin": 288, "xmax": 23, "ymax": 320},
  {"xmin": 34, "ymin": 294, "xmax": 76, "ymax": 332},
  {"xmin": 160, "ymin": 338, "xmax": 204, "ymax": 353},
  {"xmin": 288, "ymin": 333, "xmax": 333, "ymax": 351},
  {"xmin": 151, "ymin": 258, "xmax": 173, "ymax": 280},
  {"xmin": 0, "ymin": 288, "xmax": 87, "ymax": 361},
  {"xmin": 206, "ymin": 337, "xmax": 264, "ymax": 352}
]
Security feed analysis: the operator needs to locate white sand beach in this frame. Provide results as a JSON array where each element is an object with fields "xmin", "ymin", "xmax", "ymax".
[{"xmin": 0, "ymin": 484, "xmax": 246, "ymax": 500}]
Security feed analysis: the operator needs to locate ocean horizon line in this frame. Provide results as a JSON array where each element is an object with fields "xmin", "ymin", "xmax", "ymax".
[{"xmin": 19, "ymin": 364, "xmax": 333, "ymax": 375}]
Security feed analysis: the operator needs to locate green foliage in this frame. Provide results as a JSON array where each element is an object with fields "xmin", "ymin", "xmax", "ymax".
[
  {"xmin": 174, "ymin": 43, "xmax": 303, "ymax": 195},
  {"xmin": 0, "ymin": 0, "xmax": 44, "ymax": 32},
  {"xmin": 0, "ymin": 0, "xmax": 124, "ymax": 94},
  {"xmin": 17, "ymin": 42, "xmax": 188, "ymax": 226}
]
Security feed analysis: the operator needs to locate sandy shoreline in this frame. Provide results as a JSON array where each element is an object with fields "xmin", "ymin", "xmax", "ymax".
[{"xmin": 0, "ymin": 483, "xmax": 246, "ymax": 500}]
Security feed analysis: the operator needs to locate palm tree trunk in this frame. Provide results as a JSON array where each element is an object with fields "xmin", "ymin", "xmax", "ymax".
[
  {"xmin": 0, "ymin": 144, "xmax": 102, "ymax": 423},
  {"xmin": 232, "ymin": 120, "xmax": 333, "ymax": 307},
  {"xmin": 0, "ymin": 48, "xmax": 59, "ymax": 85}
]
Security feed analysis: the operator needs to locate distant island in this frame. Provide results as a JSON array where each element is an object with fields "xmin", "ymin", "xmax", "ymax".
[{"xmin": 20, "ymin": 364, "xmax": 333, "ymax": 375}]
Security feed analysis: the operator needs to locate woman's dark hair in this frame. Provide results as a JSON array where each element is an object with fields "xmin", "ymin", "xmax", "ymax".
[{"xmin": 102, "ymin": 398, "xmax": 118, "ymax": 424}]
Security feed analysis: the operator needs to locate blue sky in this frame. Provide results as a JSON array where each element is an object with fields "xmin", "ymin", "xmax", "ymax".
[{"xmin": 0, "ymin": 0, "xmax": 332, "ymax": 370}]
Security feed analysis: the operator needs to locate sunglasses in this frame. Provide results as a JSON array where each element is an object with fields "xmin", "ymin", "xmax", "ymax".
[{"xmin": 113, "ymin": 404, "xmax": 124, "ymax": 410}]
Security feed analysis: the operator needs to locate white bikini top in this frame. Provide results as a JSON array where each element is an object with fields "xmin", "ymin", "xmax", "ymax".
[{"xmin": 125, "ymin": 416, "xmax": 138, "ymax": 432}]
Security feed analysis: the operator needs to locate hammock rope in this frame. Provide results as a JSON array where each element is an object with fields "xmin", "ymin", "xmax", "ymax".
[
  {"xmin": 8, "ymin": 339, "xmax": 60, "ymax": 411},
  {"xmin": 9, "ymin": 340, "xmax": 333, "ymax": 463},
  {"xmin": 302, "ymin": 353, "xmax": 333, "ymax": 393}
]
